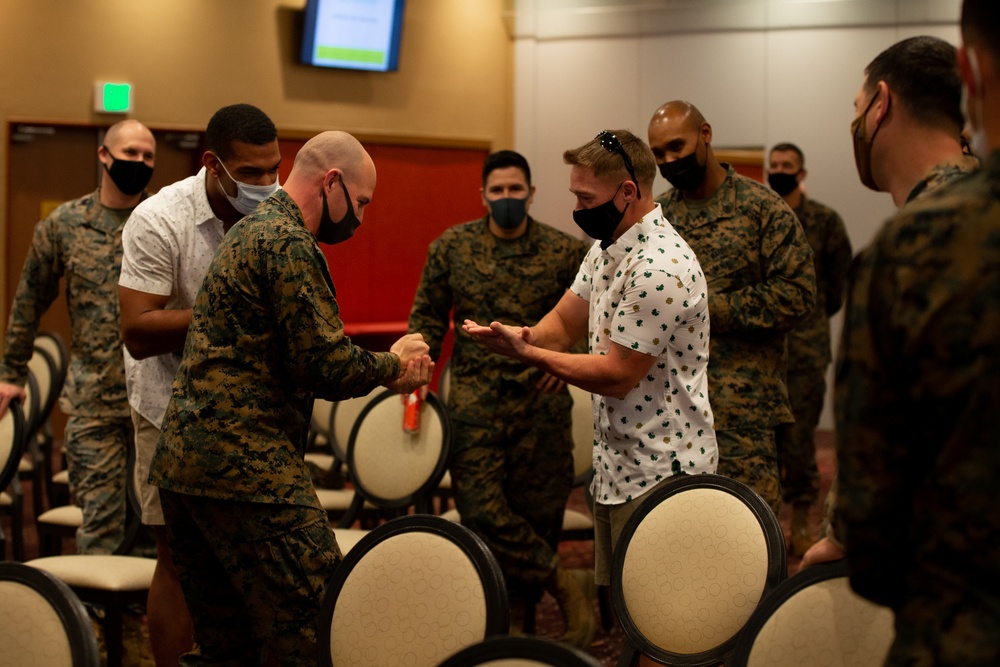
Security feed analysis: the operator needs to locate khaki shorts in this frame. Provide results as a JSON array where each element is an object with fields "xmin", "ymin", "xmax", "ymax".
[
  {"xmin": 593, "ymin": 476, "xmax": 675, "ymax": 587},
  {"xmin": 130, "ymin": 408, "xmax": 164, "ymax": 526}
]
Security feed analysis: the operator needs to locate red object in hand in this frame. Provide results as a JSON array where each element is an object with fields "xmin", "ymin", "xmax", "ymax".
[{"xmin": 403, "ymin": 390, "xmax": 422, "ymax": 433}]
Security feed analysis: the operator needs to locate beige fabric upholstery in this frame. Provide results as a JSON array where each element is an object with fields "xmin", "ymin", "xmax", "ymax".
[
  {"xmin": 332, "ymin": 528, "xmax": 370, "ymax": 555},
  {"xmin": 744, "ymin": 576, "xmax": 894, "ymax": 667},
  {"xmin": 315, "ymin": 488, "xmax": 375, "ymax": 512},
  {"xmin": 567, "ymin": 384, "xmax": 594, "ymax": 480},
  {"xmin": 0, "ymin": 580, "xmax": 76, "ymax": 666},
  {"xmin": 27, "ymin": 350, "xmax": 54, "ymax": 414},
  {"xmin": 328, "ymin": 531, "xmax": 490, "ymax": 666},
  {"xmin": 351, "ymin": 394, "xmax": 445, "ymax": 502},
  {"xmin": 332, "ymin": 389, "xmax": 379, "ymax": 455},
  {"xmin": 27, "ymin": 555, "xmax": 155, "ymax": 591},
  {"xmin": 561, "ymin": 508, "xmax": 594, "ymax": 532},
  {"xmin": 37, "ymin": 505, "xmax": 83, "ymax": 528},
  {"xmin": 304, "ymin": 452, "xmax": 334, "ymax": 470},
  {"xmin": 1, "ymin": 491, "xmax": 12, "ymax": 506},
  {"xmin": 620, "ymin": 486, "xmax": 769, "ymax": 653},
  {"xmin": 1, "ymin": 409, "xmax": 17, "ymax": 471},
  {"xmin": 51, "ymin": 469, "xmax": 69, "ymax": 485}
]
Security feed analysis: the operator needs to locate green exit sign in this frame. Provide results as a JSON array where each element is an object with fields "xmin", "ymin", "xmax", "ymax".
[{"xmin": 94, "ymin": 82, "xmax": 132, "ymax": 114}]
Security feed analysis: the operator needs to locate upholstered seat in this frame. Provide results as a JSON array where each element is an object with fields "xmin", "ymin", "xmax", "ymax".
[
  {"xmin": 439, "ymin": 635, "xmax": 604, "ymax": 667},
  {"xmin": 612, "ymin": 474, "xmax": 787, "ymax": 667},
  {"xmin": 0, "ymin": 561, "xmax": 100, "ymax": 666},
  {"xmin": 729, "ymin": 560, "xmax": 895, "ymax": 667},
  {"xmin": 1, "ymin": 401, "xmax": 26, "ymax": 560},
  {"xmin": 318, "ymin": 514, "xmax": 508, "ymax": 667}
]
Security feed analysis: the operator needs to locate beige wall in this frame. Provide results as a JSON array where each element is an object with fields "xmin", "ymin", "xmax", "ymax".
[{"xmin": 0, "ymin": 0, "xmax": 514, "ymax": 300}]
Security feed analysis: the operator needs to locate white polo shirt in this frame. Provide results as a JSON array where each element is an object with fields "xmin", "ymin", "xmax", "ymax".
[
  {"xmin": 571, "ymin": 204, "xmax": 717, "ymax": 505},
  {"xmin": 119, "ymin": 168, "xmax": 225, "ymax": 428}
]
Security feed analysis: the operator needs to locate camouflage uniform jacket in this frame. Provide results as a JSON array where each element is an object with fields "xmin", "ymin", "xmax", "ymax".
[
  {"xmin": 0, "ymin": 189, "xmax": 132, "ymax": 418},
  {"xmin": 149, "ymin": 190, "xmax": 400, "ymax": 508},
  {"xmin": 827, "ymin": 154, "xmax": 981, "ymax": 547},
  {"xmin": 408, "ymin": 215, "xmax": 589, "ymax": 426},
  {"xmin": 656, "ymin": 165, "xmax": 816, "ymax": 430},
  {"xmin": 786, "ymin": 197, "xmax": 852, "ymax": 371}
]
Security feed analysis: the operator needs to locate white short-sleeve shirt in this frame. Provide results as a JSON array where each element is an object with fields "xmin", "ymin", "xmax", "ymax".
[
  {"xmin": 571, "ymin": 204, "xmax": 717, "ymax": 505},
  {"xmin": 119, "ymin": 168, "xmax": 225, "ymax": 427}
]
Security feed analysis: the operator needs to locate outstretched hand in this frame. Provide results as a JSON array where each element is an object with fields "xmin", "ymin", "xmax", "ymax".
[{"xmin": 462, "ymin": 320, "xmax": 534, "ymax": 359}]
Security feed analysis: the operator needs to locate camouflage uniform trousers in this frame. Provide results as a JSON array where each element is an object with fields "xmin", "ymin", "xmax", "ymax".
[
  {"xmin": 715, "ymin": 428, "xmax": 781, "ymax": 516},
  {"xmin": 775, "ymin": 366, "xmax": 826, "ymax": 506},
  {"xmin": 63, "ymin": 415, "xmax": 131, "ymax": 553},
  {"xmin": 449, "ymin": 390, "xmax": 574, "ymax": 599},
  {"xmin": 159, "ymin": 489, "xmax": 342, "ymax": 666}
]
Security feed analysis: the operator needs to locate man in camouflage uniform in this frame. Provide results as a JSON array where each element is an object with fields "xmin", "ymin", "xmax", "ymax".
[
  {"xmin": 831, "ymin": 21, "xmax": 999, "ymax": 662},
  {"xmin": 647, "ymin": 102, "xmax": 816, "ymax": 514},
  {"xmin": 408, "ymin": 150, "xmax": 592, "ymax": 645},
  {"xmin": 800, "ymin": 35, "xmax": 981, "ymax": 574},
  {"xmin": 0, "ymin": 119, "xmax": 155, "ymax": 554},
  {"xmin": 119, "ymin": 103, "xmax": 280, "ymax": 666},
  {"xmin": 149, "ymin": 131, "xmax": 433, "ymax": 665},
  {"xmin": 766, "ymin": 142, "xmax": 852, "ymax": 556},
  {"xmin": 464, "ymin": 133, "xmax": 718, "ymax": 661}
]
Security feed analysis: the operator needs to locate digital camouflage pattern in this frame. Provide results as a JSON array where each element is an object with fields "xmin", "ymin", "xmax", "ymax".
[
  {"xmin": 836, "ymin": 151, "xmax": 998, "ymax": 665},
  {"xmin": 0, "ymin": 190, "xmax": 131, "ymax": 417},
  {"xmin": 777, "ymin": 197, "xmax": 852, "ymax": 506},
  {"xmin": 160, "ymin": 490, "xmax": 341, "ymax": 664},
  {"xmin": 408, "ymin": 215, "xmax": 589, "ymax": 589},
  {"xmin": 826, "ymin": 154, "xmax": 981, "ymax": 544},
  {"xmin": 656, "ymin": 165, "xmax": 816, "ymax": 510},
  {"xmin": 0, "ymin": 189, "xmax": 139, "ymax": 553},
  {"xmin": 149, "ymin": 189, "xmax": 400, "ymax": 508}
]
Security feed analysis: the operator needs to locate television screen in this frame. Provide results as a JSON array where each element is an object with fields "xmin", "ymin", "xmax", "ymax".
[{"xmin": 301, "ymin": 0, "xmax": 405, "ymax": 72}]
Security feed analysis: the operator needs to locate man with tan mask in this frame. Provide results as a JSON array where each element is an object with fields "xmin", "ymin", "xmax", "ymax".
[
  {"xmin": 0, "ymin": 119, "xmax": 155, "ymax": 555},
  {"xmin": 148, "ymin": 130, "xmax": 433, "ymax": 664},
  {"xmin": 119, "ymin": 103, "xmax": 280, "ymax": 665},
  {"xmin": 648, "ymin": 102, "xmax": 815, "ymax": 515},
  {"xmin": 830, "ymin": 10, "xmax": 1000, "ymax": 661}
]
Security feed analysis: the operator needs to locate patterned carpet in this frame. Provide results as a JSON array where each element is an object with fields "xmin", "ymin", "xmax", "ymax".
[{"xmin": 3, "ymin": 430, "xmax": 835, "ymax": 666}]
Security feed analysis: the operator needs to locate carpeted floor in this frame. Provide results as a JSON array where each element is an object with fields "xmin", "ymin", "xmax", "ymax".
[{"xmin": 2, "ymin": 430, "xmax": 836, "ymax": 666}]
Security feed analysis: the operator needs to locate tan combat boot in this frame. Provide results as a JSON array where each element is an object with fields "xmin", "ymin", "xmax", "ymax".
[
  {"xmin": 544, "ymin": 566, "xmax": 596, "ymax": 650},
  {"xmin": 790, "ymin": 503, "xmax": 814, "ymax": 557}
]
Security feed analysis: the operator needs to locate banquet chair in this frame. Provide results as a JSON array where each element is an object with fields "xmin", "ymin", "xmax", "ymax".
[
  {"xmin": 313, "ymin": 388, "xmax": 380, "ymax": 518},
  {"xmin": 0, "ymin": 561, "xmax": 100, "ymax": 667},
  {"xmin": 317, "ymin": 514, "xmax": 508, "ymax": 667},
  {"xmin": 24, "ymin": 345, "xmax": 63, "ymax": 516},
  {"xmin": 27, "ymin": 434, "xmax": 155, "ymax": 667},
  {"xmin": 729, "ymin": 560, "xmax": 895, "ymax": 667},
  {"xmin": 1, "ymin": 400, "xmax": 26, "ymax": 561},
  {"xmin": 612, "ymin": 474, "xmax": 787, "ymax": 667},
  {"xmin": 318, "ymin": 388, "xmax": 450, "ymax": 530},
  {"xmin": 438, "ymin": 635, "xmax": 604, "ymax": 667}
]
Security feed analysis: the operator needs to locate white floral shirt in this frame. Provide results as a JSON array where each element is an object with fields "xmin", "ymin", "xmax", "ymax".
[
  {"xmin": 571, "ymin": 204, "xmax": 717, "ymax": 504},
  {"xmin": 119, "ymin": 168, "xmax": 225, "ymax": 428}
]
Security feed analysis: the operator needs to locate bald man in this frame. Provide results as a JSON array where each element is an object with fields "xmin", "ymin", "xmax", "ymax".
[
  {"xmin": 0, "ymin": 119, "xmax": 155, "ymax": 554},
  {"xmin": 148, "ymin": 131, "xmax": 434, "ymax": 664},
  {"xmin": 648, "ymin": 102, "xmax": 815, "ymax": 514}
]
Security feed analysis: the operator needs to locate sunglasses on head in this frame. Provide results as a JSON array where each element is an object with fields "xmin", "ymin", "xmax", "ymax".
[{"xmin": 597, "ymin": 131, "xmax": 641, "ymax": 199}]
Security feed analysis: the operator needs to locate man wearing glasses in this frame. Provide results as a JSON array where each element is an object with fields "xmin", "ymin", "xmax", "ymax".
[
  {"xmin": 648, "ymin": 101, "xmax": 816, "ymax": 515},
  {"xmin": 464, "ymin": 130, "xmax": 718, "ymax": 598}
]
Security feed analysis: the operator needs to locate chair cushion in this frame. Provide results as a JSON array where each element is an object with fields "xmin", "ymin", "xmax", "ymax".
[
  {"xmin": 37, "ymin": 505, "xmax": 83, "ymax": 528},
  {"xmin": 26, "ymin": 555, "xmax": 155, "ymax": 591},
  {"xmin": 562, "ymin": 508, "xmax": 594, "ymax": 532},
  {"xmin": 51, "ymin": 469, "xmax": 69, "ymax": 485},
  {"xmin": 0, "ymin": 579, "xmax": 75, "ymax": 665},
  {"xmin": 332, "ymin": 528, "xmax": 370, "ymax": 556}
]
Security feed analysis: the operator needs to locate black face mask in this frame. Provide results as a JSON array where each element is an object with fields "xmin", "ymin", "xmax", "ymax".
[
  {"xmin": 317, "ymin": 179, "xmax": 361, "ymax": 245},
  {"xmin": 768, "ymin": 172, "xmax": 800, "ymax": 197},
  {"xmin": 658, "ymin": 145, "xmax": 706, "ymax": 192},
  {"xmin": 488, "ymin": 196, "xmax": 529, "ymax": 230},
  {"xmin": 573, "ymin": 183, "xmax": 626, "ymax": 249},
  {"xmin": 102, "ymin": 145, "xmax": 153, "ymax": 196}
]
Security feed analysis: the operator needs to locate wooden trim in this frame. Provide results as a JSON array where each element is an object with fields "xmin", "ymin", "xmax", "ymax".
[
  {"xmin": 7, "ymin": 118, "xmax": 492, "ymax": 151},
  {"xmin": 715, "ymin": 148, "xmax": 764, "ymax": 168}
]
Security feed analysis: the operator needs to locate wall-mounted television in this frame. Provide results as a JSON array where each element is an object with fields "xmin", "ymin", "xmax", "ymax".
[{"xmin": 301, "ymin": 0, "xmax": 405, "ymax": 72}]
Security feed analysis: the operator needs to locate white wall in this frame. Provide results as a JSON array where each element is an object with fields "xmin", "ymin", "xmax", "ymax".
[{"xmin": 512, "ymin": 0, "xmax": 962, "ymax": 429}]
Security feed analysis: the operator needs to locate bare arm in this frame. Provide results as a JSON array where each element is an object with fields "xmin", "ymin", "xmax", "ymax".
[
  {"xmin": 463, "ymin": 289, "xmax": 659, "ymax": 398},
  {"xmin": 118, "ymin": 285, "xmax": 193, "ymax": 360}
]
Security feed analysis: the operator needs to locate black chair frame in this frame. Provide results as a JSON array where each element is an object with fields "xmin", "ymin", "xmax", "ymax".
[
  {"xmin": 438, "ymin": 635, "xmax": 604, "ymax": 667},
  {"xmin": 612, "ymin": 473, "xmax": 788, "ymax": 667}
]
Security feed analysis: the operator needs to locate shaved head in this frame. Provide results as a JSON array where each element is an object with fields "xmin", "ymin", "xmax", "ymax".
[
  {"xmin": 104, "ymin": 119, "xmax": 154, "ymax": 151},
  {"xmin": 291, "ymin": 130, "xmax": 370, "ymax": 183},
  {"xmin": 649, "ymin": 101, "xmax": 707, "ymax": 134}
]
